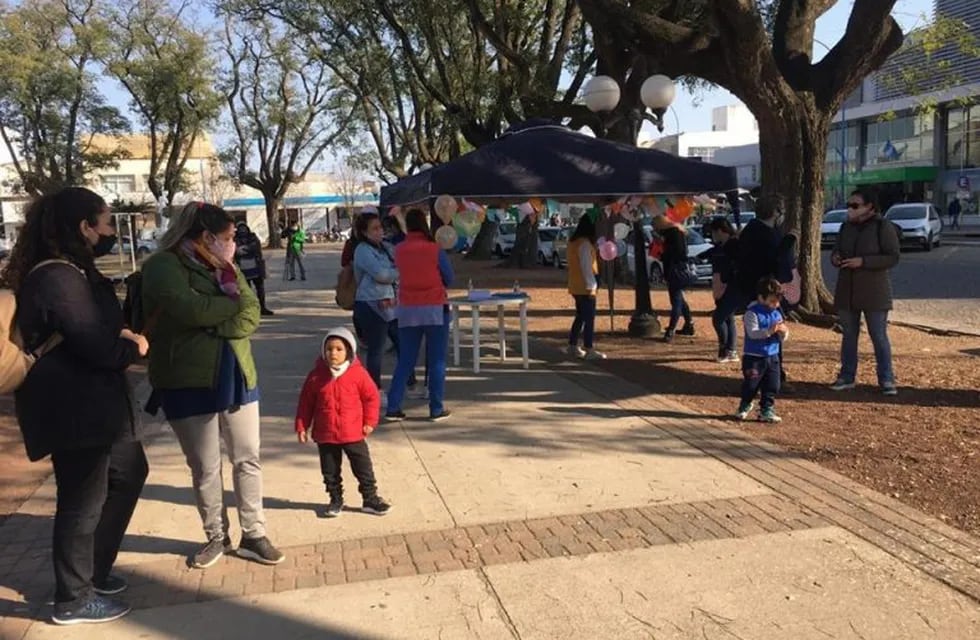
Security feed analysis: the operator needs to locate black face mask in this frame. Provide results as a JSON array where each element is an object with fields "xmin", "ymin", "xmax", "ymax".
[{"xmin": 92, "ymin": 233, "xmax": 117, "ymax": 258}]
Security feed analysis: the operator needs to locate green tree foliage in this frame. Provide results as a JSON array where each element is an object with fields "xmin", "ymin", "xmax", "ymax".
[
  {"xmin": 103, "ymin": 0, "xmax": 223, "ymax": 206},
  {"xmin": 0, "ymin": 0, "xmax": 129, "ymax": 195}
]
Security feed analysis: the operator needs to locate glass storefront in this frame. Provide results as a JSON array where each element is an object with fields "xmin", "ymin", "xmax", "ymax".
[
  {"xmin": 946, "ymin": 105, "xmax": 980, "ymax": 170},
  {"xmin": 863, "ymin": 114, "xmax": 935, "ymax": 166}
]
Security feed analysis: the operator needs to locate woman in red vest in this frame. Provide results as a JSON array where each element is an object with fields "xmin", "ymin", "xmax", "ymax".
[{"xmin": 384, "ymin": 209, "xmax": 453, "ymax": 422}]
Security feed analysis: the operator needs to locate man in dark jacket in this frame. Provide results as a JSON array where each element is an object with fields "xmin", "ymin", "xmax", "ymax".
[
  {"xmin": 831, "ymin": 187, "xmax": 900, "ymax": 395},
  {"xmin": 234, "ymin": 222, "xmax": 273, "ymax": 316}
]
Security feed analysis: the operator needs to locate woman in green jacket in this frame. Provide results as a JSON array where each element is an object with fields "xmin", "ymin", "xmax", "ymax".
[{"xmin": 142, "ymin": 203, "xmax": 283, "ymax": 569}]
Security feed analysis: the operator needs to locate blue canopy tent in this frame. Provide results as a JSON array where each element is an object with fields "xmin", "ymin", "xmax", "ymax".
[{"xmin": 379, "ymin": 120, "xmax": 738, "ymax": 207}]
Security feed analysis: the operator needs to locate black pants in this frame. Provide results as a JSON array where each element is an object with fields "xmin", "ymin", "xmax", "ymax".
[
  {"xmin": 317, "ymin": 441, "xmax": 377, "ymax": 501},
  {"xmin": 248, "ymin": 278, "xmax": 269, "ymax": 310},
  {"xmin": 51, "ymin": 441, "xmax": 148, "ymax": 603},
  {"xmin": 569, "ymin": 294, "xmax": 597, "ymax": 349},
  {"xmin": 740, "ymin": 355, "xmax": 781, "ymax": 411}
]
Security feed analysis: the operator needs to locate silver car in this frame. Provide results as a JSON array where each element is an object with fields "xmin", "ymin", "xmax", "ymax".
[{"xmin": 884, "ymin": 203, "xmax": 943, "ymax": 251}]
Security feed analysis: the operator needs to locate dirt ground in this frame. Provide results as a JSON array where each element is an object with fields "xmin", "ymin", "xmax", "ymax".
[{"xmin": 456, "ymin": 256, "xmax": 980, "ymax": 537}]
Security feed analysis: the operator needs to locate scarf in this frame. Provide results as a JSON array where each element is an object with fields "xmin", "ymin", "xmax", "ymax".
[
  {"xmin": 181, "ymin": 239, "xmax": 240, "ymax": 300},
  {"xmin": 330, "ymin": 361, "xmax": 351, "ymax": 378}
]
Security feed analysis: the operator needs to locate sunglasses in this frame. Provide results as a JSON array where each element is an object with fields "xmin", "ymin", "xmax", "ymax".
[{"xmin": 846, "ymin": 202, "xmax": 864, "ymax": 209}]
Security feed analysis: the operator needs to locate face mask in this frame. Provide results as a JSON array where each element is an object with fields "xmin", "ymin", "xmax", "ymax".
[
  {"xmin": 92, "ymin": 233, "xmax": 117, "ymax": 258},
  {"xmin": 210, "ymin": 238, "xmax": 237, "ymax": 263}
]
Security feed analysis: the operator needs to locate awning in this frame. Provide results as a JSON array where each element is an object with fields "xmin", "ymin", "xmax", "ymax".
[{"xmin": 848, "ymin": 165, "xmax": 938, "ymax": 185}]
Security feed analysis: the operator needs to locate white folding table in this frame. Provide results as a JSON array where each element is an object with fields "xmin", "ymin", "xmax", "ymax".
[{"xmin": 448, "ymin": 294, "xmax": 530, "ymax": 373}]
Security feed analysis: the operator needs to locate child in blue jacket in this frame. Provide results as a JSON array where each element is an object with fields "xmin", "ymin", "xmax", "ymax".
[{"xmin": 737, "ymin": 277, "xmax": 789, "ymax": 423}]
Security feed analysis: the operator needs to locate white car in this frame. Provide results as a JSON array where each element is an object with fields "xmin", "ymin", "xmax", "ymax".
[
  {"xmin": 625, "ymin": 226, "xmax": 714, "ymax": 286},
  {"xmin": 493, "ymin": 222, "xmax": 517, "ymax": 257},
  {"xmin": 536, "ymin": 226, "xmax": 562, "ymax": 265},
  {"xmin": 884, "ymin": 203, "xmax": 943, "ymax": 251},
  {"xmin": 821, "ymin": 209, "xmax": 847, "ymax": 247}
]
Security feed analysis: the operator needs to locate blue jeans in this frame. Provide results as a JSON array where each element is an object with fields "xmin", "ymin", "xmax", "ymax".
[
  {"xmin": 667, "ymin": 285, "xmax": 691, "ymax": 332},
  {"xmin": 741, "ymin": 355, "xmax": 781, "ymax": 411},
  {"xmin": 387, "ymin": 324, "xmax": 448, "ymax": 416},
  {"xmin": 712, "ymin": 288, "xmax": 750, "ymax": 353},
  {"xmin": 353, "ymin": 302, "xmax": 417, "ymax": 390},
  {"xmin": 569, "ymin": 295, "xmax": 596, "ymax": 349},
  {"xmin": 838, "ymin": 310, "xmax": 894, "ymax": 385}
]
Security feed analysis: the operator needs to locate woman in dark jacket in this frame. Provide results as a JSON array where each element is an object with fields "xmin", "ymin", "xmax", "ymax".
[
  {"xmin": 3, "ymin": 187, "xmax": 149, "ymax": 625},
  {"xmin": 655, "ymin": 216, "xmax": 694, "ymax": 342},
  {"xmin": 234, "ymin": 222, "xmax": 274, "ymax": 316}
]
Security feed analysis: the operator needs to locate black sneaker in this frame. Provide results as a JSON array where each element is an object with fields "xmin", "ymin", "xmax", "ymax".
[
  {"xmin": 191, "ymin": 535, "xmax": 231, "ymax": 569},
  {"xmin": 385, "ymin": 410, "xmax": 406, "ymax": 422},
  {"xmin": 52, "ymin": 595, "xmax": 131, "ymax": 626},
  {"xmin": 430, "ymin": 410, "xmax": 452, "ymax": 422},
  {"xmin": 324, "ymin": 496, "xmax": 343, "ymax": 518},
  {"xmin": 237, "ymin": 536, "xmax": 285, "ymax": 565},
  {"xmin": 663, "ymin": 329, "xmax": 675, "ymax": 343},
  {"xmin": 261, "ymin": 308, "xmax": 275, "ymax": 316},
  {"xmin": 93, "ymin": 574, "xmax": 128, "ymax": 596},
  {"xmin": 288, "ymin": 277, "xmax": 296, "ymax": 281},
  {"xmin": 678, "ymin": 324, "xmax": 696, "ymax": 336},
  {"xmin": 362, "ymin": 496, "xmax": 391, "ymax": 516}
]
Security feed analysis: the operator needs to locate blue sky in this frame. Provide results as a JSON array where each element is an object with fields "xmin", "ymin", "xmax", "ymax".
[
  {"xmin": 0, "ymin": 1, "xmax": 937, "ymax": 166},
  {"xmin": 643, "ymin": 0, "xmax": 935, "ymax": 139}
]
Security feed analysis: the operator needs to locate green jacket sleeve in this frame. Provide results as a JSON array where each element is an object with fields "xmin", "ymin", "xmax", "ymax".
[
  {"xmin": 862, "ymin": 220, "xmax": 900, "ymax": 271},
  {"xmin": 211, "ymin": 270, "xmax": 261, "ymax": 339},
  {"xmin": 142, "ymin": 252, "xmax": 240, "ymax": 328}
]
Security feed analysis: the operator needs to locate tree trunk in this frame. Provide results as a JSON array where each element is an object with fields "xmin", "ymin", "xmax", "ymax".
[
  {"xmin": 466, "ymin": 219, "xmax": 498, "ymax": 261},
  {"xmin": 264, "ymin": 194, "xmax": 283, "ymax": 249},
  {"xmin": 507, "ymin": 217, "xmax": 540, "ymax": 268},
  {"xmin": 756, "ymin": 98, "xmax": 835, "ymax": 315}
]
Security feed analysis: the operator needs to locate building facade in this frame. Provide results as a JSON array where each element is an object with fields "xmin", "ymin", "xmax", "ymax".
[{"xmin": 641, "ymin": 105, "xmax": 759, "ymax": 162}]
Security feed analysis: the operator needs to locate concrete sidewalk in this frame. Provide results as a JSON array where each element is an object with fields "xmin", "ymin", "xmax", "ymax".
[{"xmin": 2, "ymin": 247, "xmax": 979, "ymax": 640}]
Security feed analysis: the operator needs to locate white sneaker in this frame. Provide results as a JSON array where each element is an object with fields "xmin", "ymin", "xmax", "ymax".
[
  {"xmin": 567, "ymin": 345, "xmax": 587, "ymax": 358},
  {"xmin": 584, "ymin": 349, "xmax": 607, "ymax": 361}
]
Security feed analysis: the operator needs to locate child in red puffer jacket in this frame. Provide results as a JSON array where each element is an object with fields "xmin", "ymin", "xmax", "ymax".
[{"xmin": 295, "ymin": 327, "xmax": 391, "ymax": 518}]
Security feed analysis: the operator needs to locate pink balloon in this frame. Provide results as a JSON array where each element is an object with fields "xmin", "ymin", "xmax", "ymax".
[{"xmin": 599, "ymin": 241, "xmax": 618, "ymax": 261}]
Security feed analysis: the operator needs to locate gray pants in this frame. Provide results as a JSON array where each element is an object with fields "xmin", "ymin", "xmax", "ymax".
[{"xmin": 170, "ymin": 402, "xmax": 266, "ymax": 541}]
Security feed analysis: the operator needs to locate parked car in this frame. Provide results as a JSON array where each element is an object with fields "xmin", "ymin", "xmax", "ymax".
[
  {"xmin": 884, "ymin": 203, "xmax": 942, "ymax": 251},
  {"xmin": 549, "ymin": 227, "xmax": 571, "ymax": 267},
  {"xmin": 493, "ymin": 221, "xmax": 517, "ymax": 257},
  {"xmin": 536, "ymin": 226, "xmax": 562, "ymax": 265},
  {"xmin": 821, "ymin": 209, "xmax": 847, "ymax": 248},
  {"xmin": 111, "ymin": 237, "xmax": 158, "ymax": 258},
  {"xmin": 625, "ymin": 226, "xmax": 714, "ymax": 286}
]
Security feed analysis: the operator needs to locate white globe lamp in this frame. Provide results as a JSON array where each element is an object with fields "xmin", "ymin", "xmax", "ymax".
[
  {"xmin": 640, "ymin": 75, "xmax": 676, "ymax": 111},
  {"xmin": 582, "ymin": 75, "xmax": 621, "ymax": 113}
]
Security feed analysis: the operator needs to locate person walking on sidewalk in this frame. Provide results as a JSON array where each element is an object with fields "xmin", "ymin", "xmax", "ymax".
[
  {"xmin": 566, "ymin": 214, "xmax": 605, "ymax": 360},
  {"xmin": 295, "ymin": 328, "xmax": 391, "ymax": 517},
  {"xmin": 142, "ymin": 202, "xmax": 284, "ymax": 569},
  {"xmin": 234, "ymin": 222, "xmax": 274, "ymax": 316},
  {"xmin": 282, "ymin": 221, "xmax": 307, "ymax": 281},
  {"xmin": 708, "ymin": 218, "xmax": 740, "ymax": 362},
  {"xmin": 948, "ymin": 198, "xmax": 962, "ymax": 230},
  {"xmin": 736, "ymin": 277, "xmax": 789, "ymax": 424},
  {"xmin": 657, "ymin": 215, "xmax": 695, "ymax": 342},
  {"xmin": 830, "ymin": 188, "xmax": 901, "ymax": 396},
  {"xmin": 385, "ymin": 208, "xmax": 453, "ymax": 422},
  {"xmin": 4, "ymin": 187, "xmax": 149, "ymax": 625}
]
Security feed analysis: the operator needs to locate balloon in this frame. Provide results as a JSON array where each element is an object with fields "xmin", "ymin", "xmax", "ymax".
[
  {"xmin": 613, "ymin": 222, "xmax": 630, "ymax": 241},
  {"xmin": 615, "ymin": 239, "xmax": 627, "ymax": 256},
  {"xmin": 517, "ymin": 202, "xmax": 534, "ymax": 221},
  {"xmin": 434, "ymin": 194, "xmax": 457, "ymax": 224},
  {"xmin": 435, "ymin": 224, "xmax": 458, "ymax": 250},
  {"xmin": 454, "ymin": 210, "xmax": 482, "ymax": 237},
  {"xmin": 599, "ymin": 241, "xmax": 618, "ymax": 261}
]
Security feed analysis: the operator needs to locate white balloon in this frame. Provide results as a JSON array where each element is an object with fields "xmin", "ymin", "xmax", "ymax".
[{"xmin": 613, "ymin": 223, "xmax": 630, "ymax": 241}]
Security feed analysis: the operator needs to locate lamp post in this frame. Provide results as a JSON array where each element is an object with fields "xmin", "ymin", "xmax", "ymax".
[{"xmin": 583, "ymin": 73, "xmax": 677, "ymax": 338}]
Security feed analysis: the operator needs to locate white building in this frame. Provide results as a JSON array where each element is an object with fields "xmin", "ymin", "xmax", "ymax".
[{"xmin": 641, "ymin": 104, "xmax": 759, "ymax": 162}]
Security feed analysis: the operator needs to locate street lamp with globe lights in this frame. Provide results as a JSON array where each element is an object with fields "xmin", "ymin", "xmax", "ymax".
[{"xmin": 582, "ymin": 73, "xmax": 677, "ymax": 338}]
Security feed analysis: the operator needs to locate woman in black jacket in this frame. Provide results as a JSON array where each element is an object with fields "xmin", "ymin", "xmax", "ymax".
[
  {"xmin": 655, "ymin": 216, "xmax": 695, "ymax": 342},
  {"xmin": 3, "ymin": 187, "xmax": 149, "ymax": 625}
]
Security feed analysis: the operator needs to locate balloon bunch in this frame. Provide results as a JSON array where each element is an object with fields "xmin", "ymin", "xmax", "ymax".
[
  {"xmin": 431, "ymin": 194, "xmax": 490, "ymax": 249},
  {"xmin": 665, "ymin": 197, "xmax": 696, "ymax": 224},
  {"xmin": 597, "ymin": 237, "xmax": 627, "ymax": 262}
]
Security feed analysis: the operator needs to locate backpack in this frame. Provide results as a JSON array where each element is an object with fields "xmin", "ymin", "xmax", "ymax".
[
  {"xmin": 335, "ymin": 265, "xmax": 356, "ymax": 310},
  {"xmin": 122, "ymin": 271, "xmax": 146, "ymax": 333},
  {"xmin": 0, "ymin": 259, "xmax": 72, "ymax": 394}
]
